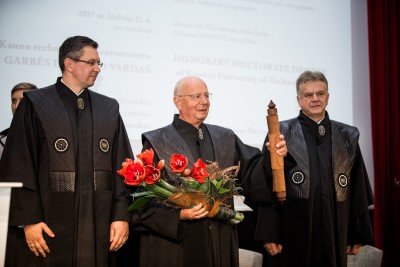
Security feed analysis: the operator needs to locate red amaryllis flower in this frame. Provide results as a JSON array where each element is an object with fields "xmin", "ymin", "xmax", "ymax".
[
  {"xmin": 119, "ymin": 159, "xmax": 145, "ymax": 186},
  {"xmin": 190, "ymin": 159, "xmax": 209, "ymax": 183},
  {"xmin": 170, "ymin": 154, "xmax": 188, "ymax": 173},
  {"xmin": 144, "ymin": 165, "xmax": 161, "ymax": 185},
  {"xmin": 117, "ymin": 158, "xmax": 134, "ymax": 177},
  {"xmin": 137, "ymin": 149, "xmax": 155, "ymax": 166}
]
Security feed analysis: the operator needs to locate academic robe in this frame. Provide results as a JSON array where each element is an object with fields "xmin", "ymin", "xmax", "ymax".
[
  {"xmin": 0, "ymin": 78, "xmax": 133, "ymax": 267},
  {"xmin": 0, "ymin": 128, "xmax": 8, "ymax": 158},
  {"xmin": 128, "ymin": 115, "xmax": 269, "ymax": 267},
  {"xmin": 255, "ymin": 112, "xmax": 374, "ymax": 267}
]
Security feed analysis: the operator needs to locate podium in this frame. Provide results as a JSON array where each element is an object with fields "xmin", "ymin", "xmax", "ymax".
[{"xmin": 0, "ymin": 182, "xmax": 22, "ymax": 267}]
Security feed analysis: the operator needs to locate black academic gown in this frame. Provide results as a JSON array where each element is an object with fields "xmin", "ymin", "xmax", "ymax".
[
  {"xmin": 126, "ymin": 115, "xmax": 268, "ymax": 267},
  {"xmin": 255, "ymin": 112, "xmax": 374, "ymax": 267},
  {"xmin": 0, "ymin": 78, "xmax": 133, "ymax": 267},
  {"xmin": 0, "ymin": 128, "xmax": 8, "ymax": 158}
]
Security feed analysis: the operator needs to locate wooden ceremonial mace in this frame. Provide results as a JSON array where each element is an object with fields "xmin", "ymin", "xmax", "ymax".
[{"xmin": 266, "ymin": 100, "xmax": 286, "ymax": 202}]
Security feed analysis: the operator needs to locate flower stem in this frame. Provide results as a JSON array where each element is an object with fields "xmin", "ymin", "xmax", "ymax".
[
  {"xmin": 157, "ymin": 179, "xmax": 180, "ymax": 193},
  {"xmin": 230, "ymin": 211, "xmax": 244, "ymax": 224},
  {"xmin": 144, "ymin": 183, "xmax": 174, "ymax": 199}
]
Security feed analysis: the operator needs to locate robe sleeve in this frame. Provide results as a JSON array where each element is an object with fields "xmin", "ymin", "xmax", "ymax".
[
  {"xmin": 236, "ymin": 134, "xmax": 296, "ymax": 203},
  {"xmin": 0, "ymin": 97, "xmax": 44, "ymax": 226},
  {"xmin": 254, "ymin": 203, "xmax": 282, "ymax": 243},
  {"xmin": 347, "ymin": 144, "xmax": 374, "ymax": 245},
  {"xmin": 251, "ymin": 134, "xmax": 296, "ymax": 243},
  {"xmin": 111, "ymin": 115, "xmax": 134, "ymax": 222},
  {"xmin": 234, "ymin": 135, "xmax": 274, "ymax": 203}
]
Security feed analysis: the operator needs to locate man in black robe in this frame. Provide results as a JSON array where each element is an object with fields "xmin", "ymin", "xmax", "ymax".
[
  {"xmin": 124, "ymin": 76, "xmax": 287, "ymax": 267},
  {"xmin": 0, "ymin": 36, "xmax": 133, "ymax": 267},
  {"xmin": 255, "ymin": 70, "xmax": 374, "ymax": 267},
  {"xmin": 0, "ymin": 82, "xmax": 38, "ymax": 159}
]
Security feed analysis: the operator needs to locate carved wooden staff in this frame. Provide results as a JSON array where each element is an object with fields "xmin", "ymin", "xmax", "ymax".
[{"xmin": 266, "ymin": 100, "xmax": 286, "ymax": 202}]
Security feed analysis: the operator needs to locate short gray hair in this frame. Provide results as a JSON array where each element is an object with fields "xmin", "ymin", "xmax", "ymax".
[{"xmin": 296, "ymin": 70, "xmax": 328, "ymax": 96}]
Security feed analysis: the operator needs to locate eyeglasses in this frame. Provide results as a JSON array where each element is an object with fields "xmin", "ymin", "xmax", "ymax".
[
  {"xmin": 177, "ymin": 93, "xmax": 212, "ymax": 101},
  {"xmin": 69, "ymin": 58, "xmax": 103, "ymax": 68}
]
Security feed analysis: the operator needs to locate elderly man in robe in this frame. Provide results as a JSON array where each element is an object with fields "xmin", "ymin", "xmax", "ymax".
[{"xmin": 125, "ymin": 75, "xmax": 287, "ymax": 267}]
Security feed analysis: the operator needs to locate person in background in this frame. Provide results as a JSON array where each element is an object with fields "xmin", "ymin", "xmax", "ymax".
[
  {"xmin": 0, "ymin": 82, "xmax": 38, "ymax": 158},
  {"xmin": 122, "ymin": 75, "xmax": 288, "ymax": 267},
  {"xmin": 255, "ymin": 70, "xmax": 374, "ymax": 267},
  {"xmin": 0, "ymin": 35, "xmax": 133, "ymax": 267}
]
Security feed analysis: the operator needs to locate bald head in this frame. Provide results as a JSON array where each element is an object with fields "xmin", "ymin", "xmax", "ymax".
[
  {"xmin": 173, "ymin": 76, "xmax": 210, "ymax": 128},
  {"xmin": 173, "ymin": 76, "xmax": 207, "ymax": 96}
]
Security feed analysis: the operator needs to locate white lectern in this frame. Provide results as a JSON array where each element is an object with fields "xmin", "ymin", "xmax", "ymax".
[{"xmin": 0, "ymin": 182, "xmax": 22, "ymax": 267}]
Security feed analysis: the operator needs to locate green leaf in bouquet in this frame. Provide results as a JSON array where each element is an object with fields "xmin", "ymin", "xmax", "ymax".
[
  {"xmin": 178, "ymin": 177, "xmax": 200, "ymax": 191},
  {"xmin": 217, "ymin": 188, "xmax": 230, "ymax": 194},
  {"xmin": 212, "ymin": 178, "xmax": 224, "ymax": 189},
  {"xmin": 222, "ymin": 178, "xmax": 237, "ymax": 189},
  {"xmin": 211, "ymin": 178, "xmax": 227, "ymax": 195},
  {"xmin": 231, "ymin": 186, "xmax": 243, "ymax": 193},
  {"xmin": 128, "ymin": 196, "xmax": 154, "ymax": 211},
  {"xmin": 131, "ymin": 191, "xmax": 156, "ymax": 198},
  {"xmin": 198, "ymin": 178, "xmax": 210, "ymax": 194},
  {"xmin": 208, "ymin": 180, "xmax": 221, "ymax": 199}
]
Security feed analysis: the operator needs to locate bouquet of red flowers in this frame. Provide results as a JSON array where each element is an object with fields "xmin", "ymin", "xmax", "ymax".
[{"xmin": 117, "ymin": 149, "xmax": 244, "ymax": 224}]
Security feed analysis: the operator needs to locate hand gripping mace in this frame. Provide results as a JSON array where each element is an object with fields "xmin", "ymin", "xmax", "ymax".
[{"xmin": 266, "ymin": 100, "xmax": 286, "ymax": 202}]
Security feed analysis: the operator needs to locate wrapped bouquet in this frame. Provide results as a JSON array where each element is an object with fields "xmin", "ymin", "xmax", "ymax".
[{"xmin": 117, "ymin": 149, "xmax": 244, "ymax": 224}]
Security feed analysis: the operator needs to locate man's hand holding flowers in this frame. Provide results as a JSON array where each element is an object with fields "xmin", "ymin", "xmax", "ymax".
[{"xmin": 180, "ymin": 203, "xmax": 209, "ymax": 220}]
